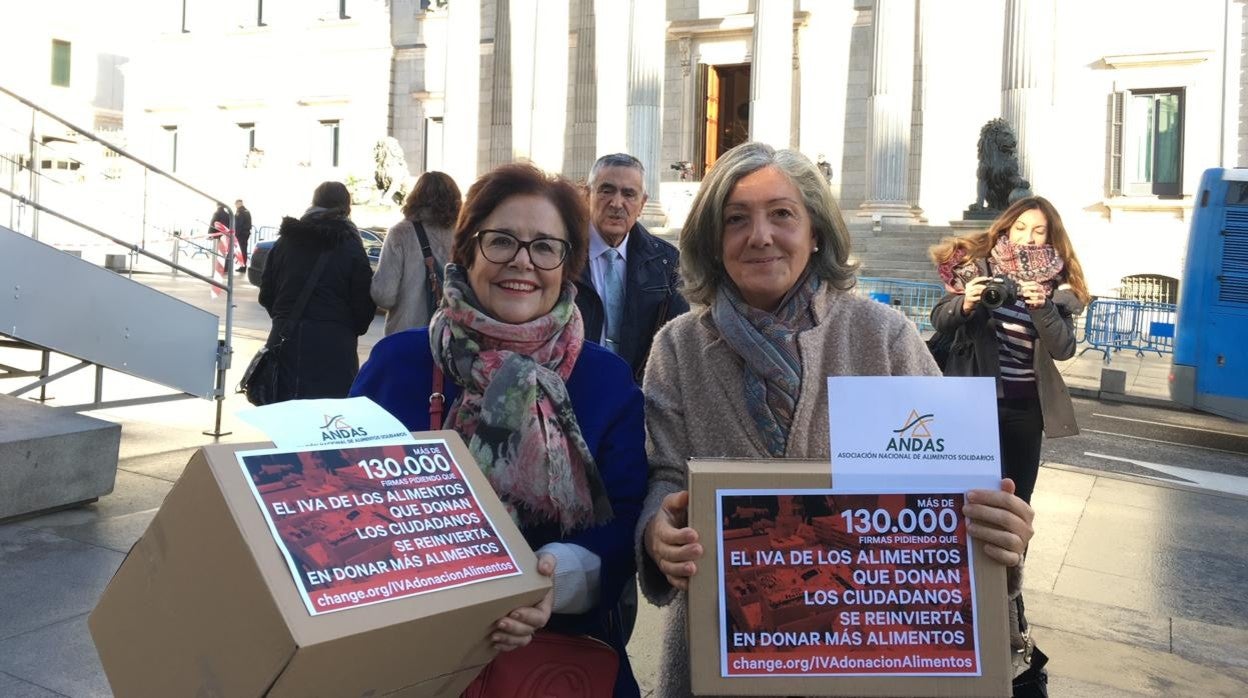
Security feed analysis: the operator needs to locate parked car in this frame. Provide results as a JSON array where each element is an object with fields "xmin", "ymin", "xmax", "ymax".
[{"xmin": 246, "ymin": 226, "xmax": 385, "ymax": 287}]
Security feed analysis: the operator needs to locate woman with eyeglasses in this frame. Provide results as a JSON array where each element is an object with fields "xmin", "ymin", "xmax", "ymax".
[{"xmin": 350, "ymin": 163, "xmax": 644, "ymax": 696}]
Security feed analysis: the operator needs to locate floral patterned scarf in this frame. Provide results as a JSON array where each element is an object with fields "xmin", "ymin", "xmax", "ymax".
[
  {"xmin": 711, "ymin": 271, "xmax": 821, "ymax": 457},
  {"xmin": 937, "ymin": 235, "xmax": 1065, "ymax": 296},
  {"xmin": 989, "ymin": 234, "xmax": 1065, "ymax": 295},
  {"xmin": 428, "ymin": 264, "xmax": 612, "ymax": 531}
]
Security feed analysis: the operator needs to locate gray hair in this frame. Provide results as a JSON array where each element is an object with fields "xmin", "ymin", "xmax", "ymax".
[
  {"xmin": 588, "ymin": 153, "xmax": 646, "ymax": 194},
  {"xmin": 679, "ymin": 142, "xmax": 857, "ymax": 306}
]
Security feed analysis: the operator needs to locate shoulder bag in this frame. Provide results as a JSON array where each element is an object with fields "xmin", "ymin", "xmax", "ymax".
[
  {"xmin": 1011, "ymin": 592, "xmax": 1049, "ymax": 697},
  {"xmin": 427, "ymin": 370, "xmax": 621, "ymax": 698},
  {"xmin": 459, "ymin": 631, "xmax": 618, "ymax": 697},
  {"xmin": 412, "ymin": 220, "xmax": 443, "ymax": 319},
  {"xmin": 238, "ymin": 250, "xmax": 331, "ymax": 406}
]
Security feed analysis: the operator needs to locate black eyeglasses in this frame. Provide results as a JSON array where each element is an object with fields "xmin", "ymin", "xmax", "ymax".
[{"xmin": 474, "ymin": 229, "xmax": 570, "ymax": 270}]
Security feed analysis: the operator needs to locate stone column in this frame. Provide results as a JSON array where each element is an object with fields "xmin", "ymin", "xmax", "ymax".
[
  {"xmin": 860, "ymin": 0, "xmax": 922, "ymax": 219},
  {"xmin": 1001, "ymin": 0, "xmax": 1053, "ymax": 187},
  {"xmin": 627, "ymin": 0, "xmax": 665, "ymax": 224},
  {"xmin": 510, "ymin": 0, "xmax": 569, "ymax": 172},
  {"xmin": 594, "ymin": 0, "xmax": 629, "ymax": 156},
  {"xmin": 442, "ymin": 0, "xmax": 480, "ymax": 187},
  {"xmin": 488, "ymin": 0, "xmax": 512, "ymax": 169},
  {"xmin": 748, "ymin": 0, "xmax": 793, "ymax": 148},
  {"xmin": 567, "ymin": 0, "xmax": 597, "ymax": 181}
]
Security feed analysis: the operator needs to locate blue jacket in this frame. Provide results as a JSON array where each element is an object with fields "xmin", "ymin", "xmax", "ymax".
[
  {"xmin": 576, "ymin": 222, "xmax": 689, "ymax": 382},
  {"xmin": 350, "ymin": 329, "xmax": 645, "ymax": 697}
]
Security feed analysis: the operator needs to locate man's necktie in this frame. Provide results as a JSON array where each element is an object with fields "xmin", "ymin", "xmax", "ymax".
[{"xmin": 602, "ymin": 248, "xmax": 625, "ymax": 353}]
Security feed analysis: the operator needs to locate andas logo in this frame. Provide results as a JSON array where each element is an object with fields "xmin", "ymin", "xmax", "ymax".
[
  {"xmin": 320, "ymin": 414, "xmax": 368, "ymax": 441},
  {"xmin": 886, "ymin": 409, "xmax": 945, "ymax": 452}
]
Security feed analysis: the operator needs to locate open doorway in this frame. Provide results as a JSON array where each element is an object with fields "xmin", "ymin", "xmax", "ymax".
[{"xmin": 698, "ymin": 62, "xmax": 750, "ymax": 177}]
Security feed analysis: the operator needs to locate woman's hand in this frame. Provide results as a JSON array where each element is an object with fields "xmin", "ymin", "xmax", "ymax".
[
  {"xmin": 964, "ymin": 478, "xmax": 1034, "ymax": 566},
  {"xmin": 1018, "ymin": 280, "xmax": 1047, "ymax": 309},
  {"xmin": 491, "ymin": 553, "xmax": 556, "ymax": 652},
  {"xmin": 961, "ymin": 276, "xmax": 991, "ymax": 314},
  {"xmin": 644, "ymin": 490, "xmax": 704, "ymax": 591}
]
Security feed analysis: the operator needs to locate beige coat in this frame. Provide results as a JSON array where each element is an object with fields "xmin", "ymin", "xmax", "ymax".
[
  {"xmin": 370, "ymin": 217, "xmax": 453, "ymax": 335},
  {"xmin": 634, "ymin": 287, "xmax": 942, "ymax": 698}
]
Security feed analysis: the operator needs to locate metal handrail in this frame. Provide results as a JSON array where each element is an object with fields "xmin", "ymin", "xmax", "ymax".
[
  {"xmin": 0, "ymin": 84, "xmax": 228, "ymax": 207},
  {"xmin": 0, "ymin": 84, "xmax": 236, "ymax": 435},
  {"xmin": 0, "ymin": 184, "xmax": 225, "ymax": 289}
]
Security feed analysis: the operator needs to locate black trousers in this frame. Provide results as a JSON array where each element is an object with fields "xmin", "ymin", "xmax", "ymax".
[
  {"xmin": 236, "ymin": 231, "xmax": 251, "ymax": 266},
  {"xmin": 997, "ymin": 397, "xmax": 1044, "ymax": 503}
]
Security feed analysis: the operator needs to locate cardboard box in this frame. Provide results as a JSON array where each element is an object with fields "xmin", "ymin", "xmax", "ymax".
[
  {"xmin": 688, "ymin": 459, "xmax": 1010, "ymax": 697},
  {"xmin": 89, "ymin": 432, "xmax": 550, "ymax": 697}
]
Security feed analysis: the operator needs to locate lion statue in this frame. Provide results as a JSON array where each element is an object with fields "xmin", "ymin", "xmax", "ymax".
[
  {"xmin": 970, "ymin": 118, "xmax": 1032, "ymax": 212},
  {"xmin": 373, "ymin": 137, "xmax": 416, "ymax": 206}
]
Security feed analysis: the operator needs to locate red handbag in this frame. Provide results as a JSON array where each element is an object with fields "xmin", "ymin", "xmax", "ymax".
[
  {"xmin": 461, "ymin": 630, "xmax": 619, "ymax": 697},
  {"xmin": 434, "ymin": 372, "xmax": 620, "ymax": 697}
]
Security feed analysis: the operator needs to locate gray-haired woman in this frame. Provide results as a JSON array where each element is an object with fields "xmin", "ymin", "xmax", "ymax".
[{"xmin": 636, "ymin": 142, "xmax": 1036, "ymax": 697}]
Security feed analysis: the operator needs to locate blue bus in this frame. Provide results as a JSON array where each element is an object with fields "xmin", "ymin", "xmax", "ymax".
[{"xmin": 1170, "ymin": 168, "xmax": 1248, "ymax": 421}]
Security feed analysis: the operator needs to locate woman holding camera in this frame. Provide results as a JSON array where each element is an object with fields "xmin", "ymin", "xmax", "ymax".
[{"xmin": 929, "ymin": 196, "xmax": 1091, "ymax": 503}]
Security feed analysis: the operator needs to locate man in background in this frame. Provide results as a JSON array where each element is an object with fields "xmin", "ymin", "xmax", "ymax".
[
  {"xmin": 575, "ymin": 153, "xmax": 688, "ymax": 382},
  {"xmin": 235, "ymin": 199, "xmax": 253, "ymax": 272}
]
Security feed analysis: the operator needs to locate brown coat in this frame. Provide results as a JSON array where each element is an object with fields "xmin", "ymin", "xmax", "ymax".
[{"xmin": 634, "ymin": 287, "xmax": 941, "ymax": 697}]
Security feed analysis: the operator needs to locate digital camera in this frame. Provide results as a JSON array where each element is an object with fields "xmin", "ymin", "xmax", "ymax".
[{"xmin": 981, "ymin": 276, "xmax": 1019, "ymax": 310}]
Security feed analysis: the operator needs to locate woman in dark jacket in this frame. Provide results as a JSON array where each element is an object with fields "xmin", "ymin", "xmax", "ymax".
[
  {"xmin": 259, "ymin": 181, "xmax": 376, "ymax": 401},
  {"xmin": 928, "ymin": 195, "xmax": 1091, "ymax": 503}
]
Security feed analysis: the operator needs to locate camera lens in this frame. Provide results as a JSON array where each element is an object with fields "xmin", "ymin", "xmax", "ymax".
[{"xmin": 980, "ymin": 277, "xmax": 1018, "ymax": 310}]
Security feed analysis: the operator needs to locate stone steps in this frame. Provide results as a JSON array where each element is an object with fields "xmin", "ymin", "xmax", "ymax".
[{"xmin": 0, "ymin": 394, "xmax": 120, "ymax": 522}]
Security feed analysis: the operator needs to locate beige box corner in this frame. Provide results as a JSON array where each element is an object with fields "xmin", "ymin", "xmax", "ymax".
[
  {"xmin": 89, "ymin": 431, "xmax": 549, "ymax": 698},
  {"xmin": 687, "ymin": 459, "xmax": 1010, "ymax": 697}
]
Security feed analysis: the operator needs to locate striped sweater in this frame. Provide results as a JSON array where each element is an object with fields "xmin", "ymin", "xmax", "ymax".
[{"xmin": 992, "ymin": 298, "xmax": 1039, "ymax": 398}]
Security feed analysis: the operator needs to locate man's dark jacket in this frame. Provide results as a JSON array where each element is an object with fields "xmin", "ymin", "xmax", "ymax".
[
  {"xmin": 575, "ymin": 222, "xmax": 689, "ymax": 381},
  {"xmin": 235, "ymin": 206, "xmax": 253, "ymax": 236}
]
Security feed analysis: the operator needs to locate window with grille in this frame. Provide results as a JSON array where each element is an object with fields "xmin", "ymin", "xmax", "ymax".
[
  {"xmin": 163, "ymin": 125, "xmax": 179, "ymax": 172},
  {"xmin": 321, "ymin": 120, "xmax": 340, "ymax": 168},
  {"xmin": 1109, "ymin": 88, "xmax": 1184, "ymax": 198},
  {"xmin": 238, "ymin": 122, "xmax": 256, "ymax": 158},
  {"xmin": 51, "ymin": 40, "xmax": 71, "ymax": 87}
]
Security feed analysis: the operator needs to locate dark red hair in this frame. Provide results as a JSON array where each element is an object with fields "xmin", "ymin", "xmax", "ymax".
[{"xmin": 452, "ymin": 163, "xmax": 589, "ymax": 281}]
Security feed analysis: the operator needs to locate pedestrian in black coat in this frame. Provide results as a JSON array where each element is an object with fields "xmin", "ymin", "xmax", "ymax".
[
  {"xmin": 258, "ymin": 182, "xmax": 376, "ymax": 402},
  {"xmin": 209, "ymin": 203, "xmax": 230, "ymax": 235},
  {"xmin": 234, "ymin": 199, "xmax": 253, "ymax": 271}
]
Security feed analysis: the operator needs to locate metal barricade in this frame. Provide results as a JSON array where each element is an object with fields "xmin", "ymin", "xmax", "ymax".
[
  {"xmin": 1079, "ymin": 298, "xmax": 1176, "ymax": 362},
  {"xmin": 855, "ymin": 277, "xmax": 946, "ymax": 332}
]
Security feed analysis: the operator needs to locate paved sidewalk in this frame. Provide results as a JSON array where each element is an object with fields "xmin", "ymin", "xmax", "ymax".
[
  {"xmin": 2, "ymin": 343, "xmax": 1246, "ymax": 697},
  {"xmin": 1054, "ymin": 348, "xmax": 1177, "ymax": 408}
]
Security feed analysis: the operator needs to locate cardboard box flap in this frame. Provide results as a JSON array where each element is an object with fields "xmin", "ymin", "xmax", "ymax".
[
  {"xmin": 201, "ymin": 432, "xmax": 549, "ymax": 649},
  {"xmin": 90, "ymin": 448, "xmax": 296, "ymax": 697},
  {"xmin": 687, "ymin": 458, "xmax": 1010, "ymax": 697},
  {"xmin": 92, "ymin": 433, "xmax": 551, "ymax": 697}
]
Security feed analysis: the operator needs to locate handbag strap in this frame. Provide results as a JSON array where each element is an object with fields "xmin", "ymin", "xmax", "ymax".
[
  {"xmin": 277, "ymin": 249, "xmax": 332, "ymax": 343},
  {"xmin": 412, "ymin": 220, "xmax": 442, "ymax": 314},
  {"xmin": 429, "ymin": 364, "xmax": 445, "ymax": 430}
]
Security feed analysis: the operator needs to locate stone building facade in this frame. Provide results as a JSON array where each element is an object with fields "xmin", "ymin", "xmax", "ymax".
[
  {"xmin": 394, "ymin": 0, "xmax": 1245, "ymax": 293},
  {"xmin": 106, "ymin": 0, "xmax": 1248, "ymax": 294}
]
